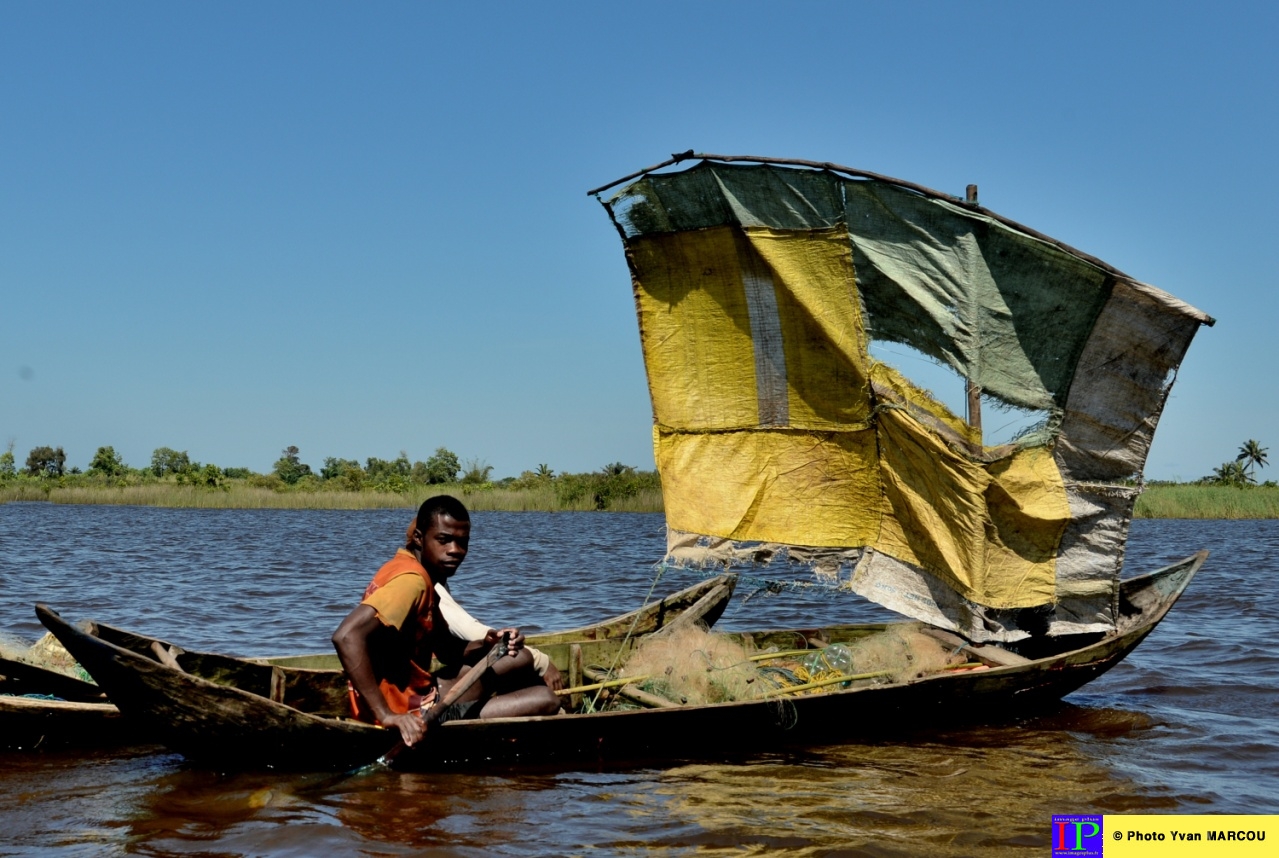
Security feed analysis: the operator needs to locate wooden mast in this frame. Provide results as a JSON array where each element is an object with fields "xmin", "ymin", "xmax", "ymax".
[{"xmin": 964, "ymin": 183, "xmax": 983, "ymax": 441}]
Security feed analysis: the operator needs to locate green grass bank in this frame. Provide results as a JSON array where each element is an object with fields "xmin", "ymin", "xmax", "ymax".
[
  {"xmin": 0, "ymin": 480, "xmax": 665, "ymax": 513},
  {"xmin": 3, "ymin": 480, "xmax": 1278, "ymax": 518},
  {"xmin": 1134, "ymin": 484, "xmax": 1279, "ymax": 519}
]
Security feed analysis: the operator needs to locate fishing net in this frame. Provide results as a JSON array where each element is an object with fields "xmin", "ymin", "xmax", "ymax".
[
  {"xmin": 621, "ymin": 626, "xmax": 765, "ymax": 704},
  {"xmin": 0, "ymin": 631, "xmax": 92, "ymax": 682},
  {"xmin": 614, "ymin": 624, "xmax": 965, "ymax": 707},
  {"xmin": 0, "ymin": 631, "xmax": 33, "ymax": 660}
]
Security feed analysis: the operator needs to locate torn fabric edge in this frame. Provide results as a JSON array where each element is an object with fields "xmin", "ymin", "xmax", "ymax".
[{"xmin": 664, "ymin": 527, "xmax": 1102, "ymax": 643}]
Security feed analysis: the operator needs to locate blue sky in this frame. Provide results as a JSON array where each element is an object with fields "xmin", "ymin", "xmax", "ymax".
[{"xmin": 2, "ymin": 2, "xmax": 1273, "ymax": 481}]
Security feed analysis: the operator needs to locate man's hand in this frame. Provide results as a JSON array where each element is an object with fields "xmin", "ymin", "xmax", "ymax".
[
  {"xmin": 487, "ymin": 627, "xmax": 524, "ymax": 655},
  {"xmin": 542, "ymin": 662, "xmax": 565, "ymax": 692},
  {"xmin": 383, "ymin": 711, "xmax": 427, "ymax": 746}
]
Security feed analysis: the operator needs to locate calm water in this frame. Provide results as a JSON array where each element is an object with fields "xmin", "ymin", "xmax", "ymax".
[{"xmin": 1, "ymin": 504, "xmax": 1276, "ymax": 856}]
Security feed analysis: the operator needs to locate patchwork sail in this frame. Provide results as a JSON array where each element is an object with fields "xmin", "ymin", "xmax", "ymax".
[{"xmin": 594, "ymin": 155, "xmax": 1213, "ymax": 641}]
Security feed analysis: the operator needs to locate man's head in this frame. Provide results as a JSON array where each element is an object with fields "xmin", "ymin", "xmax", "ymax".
[{"xmin": 407, "ymin": 495, "xmax": 471, "ymax": 579}]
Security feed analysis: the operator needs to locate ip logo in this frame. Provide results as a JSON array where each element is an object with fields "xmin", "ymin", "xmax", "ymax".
[{"xmin": 1052, "ymin": 815, "xmax": 1103, "ymax": 856}]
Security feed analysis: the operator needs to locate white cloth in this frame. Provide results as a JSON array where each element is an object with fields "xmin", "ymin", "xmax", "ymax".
[{"xmin": 435, "ymin": 582, "xmax": 550, "ymax": 676}]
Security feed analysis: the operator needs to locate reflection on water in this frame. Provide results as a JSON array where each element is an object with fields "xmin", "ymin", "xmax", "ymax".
[
  {"xmin": 639, "ymin": 713, "xmax": 1189, "ymax": 857},
  {"xmin": 0, "ymin": 715, "xmax": 1197, "ymax": 858},
  {"xmin": 1, "ymin": 507, "xmax": 1277, "ymax": 856}
]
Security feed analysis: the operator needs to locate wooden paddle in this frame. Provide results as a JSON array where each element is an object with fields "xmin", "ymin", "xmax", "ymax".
[{"xmin": 368, "ymin": 631, "xmax": 510, "ymax": 770}]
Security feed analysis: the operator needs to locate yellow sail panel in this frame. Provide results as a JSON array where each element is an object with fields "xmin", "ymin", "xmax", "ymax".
[
  {"xmin": 873, "ymin": 404, "xmax": 990, "ymax": 598},
  {"xmin": 630, "ymin": 225, "xmax": 873, "ymax": 433},
  {"xmin": 869, "ymin": 361, "xmax": 980, "ymax": 449},
  {"xmin": 871, "ymin": 401, "xmax": 1066, "ymax": 609},
  {"xmin": 743, "ymin": 227, "xmax": 872, "ymax": 429},
  {"xmin": 655, "ymin": 426, "xmax": 883, "ymax": 547},
  {"xmin": 983, "ymin": 446, "xmax": 1072, "ymax": 600},
  {"xmin": 630, "ymin": 228, "xmax": 761, "ymax": 431}
]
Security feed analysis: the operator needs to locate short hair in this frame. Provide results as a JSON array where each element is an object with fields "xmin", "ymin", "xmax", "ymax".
[{"xmin": 414, "ymin": 495, "xmax": 469, "ymax": 531}]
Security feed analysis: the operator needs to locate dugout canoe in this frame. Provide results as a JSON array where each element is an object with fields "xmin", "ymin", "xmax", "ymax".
[
  {"xmin": 0, "ymin": 695, "xmax": 143, "ymax": 750},
  {"xmin": 8, "ymin": 574, "xmax": 732, "ymax": 751},
  {"xmin": 34, "ymin": 555, "xmax": 1202, "ymax": 771},
  {"xmin": 0, "ymin": 631, "xmax": 141, "ymax": 749},
  {"xmin": 0, "ymin": 640, "xmax": 103, "ymax": 702}
]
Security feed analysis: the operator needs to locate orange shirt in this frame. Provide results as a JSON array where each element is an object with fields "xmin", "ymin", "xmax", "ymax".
[{"xmin": 348, "ymin": 549, "xmax": 438, "ymax": 723}]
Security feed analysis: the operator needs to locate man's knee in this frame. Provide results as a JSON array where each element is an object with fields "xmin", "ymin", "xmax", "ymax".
[
  {"xmin": 490, "ymin": 649, "xmax": 534, "ymax": 676},
  {"xmin": 478, "ymin": 686, "xmax": 562, "ymax": 719},
  {"xmin": 531, "ymin": 686, "xmax": 561, "ymax": 716}
]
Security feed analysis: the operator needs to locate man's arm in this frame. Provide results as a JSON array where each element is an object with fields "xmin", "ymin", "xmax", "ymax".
[
  {"xmin": 436, "ymin": 583, "xmax": 561, "ymax": 688},
  {"xmin": 332, "ymin": 604, "xmax": 426, "ymax": 747},
  {"xmin": 435, "ymin": 583, "xmax": 494, "ymax": 640}
]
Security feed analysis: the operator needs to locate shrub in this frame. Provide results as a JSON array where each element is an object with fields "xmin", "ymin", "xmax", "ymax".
[
  {"xmin": 88, "ymin": 446, "xmax": 127, "ymax": 478},
  {"xmin": 273, "ymin": 446, "xmax": 313, "ymax": 485},
  {"xmin": 365, "ymin": 454, "xmax": 410, "ymax": 482},
  {"xmin": 151, "ymin": 447, "xmax": 191, "ymax": 477},
  {"xmin": 25, "ymin": 446, "xmax": 66, "ymax": 477},
  {"xmin": 421, "ymin": 448, "xmax": 460, "ymax": 484},
  {"xmin": 460, "ymin": 458, "xmax": 494, "ymax": 486},
  {"xmin": 321, "ymin": 457, "xmax": 362, "ymax": 481},
  {"xmin": 249, "ymin": 472, "xmax": 286, "ymax": 491}
]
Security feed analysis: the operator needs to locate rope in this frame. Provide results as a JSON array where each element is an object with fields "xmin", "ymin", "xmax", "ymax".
[
  {"xmin": 587, "ymin": 563, "xmax": 666, "ymax": 712},
  {"xmin": 651, "ymin": 554, "xmax": 862, "ymax": 601}
]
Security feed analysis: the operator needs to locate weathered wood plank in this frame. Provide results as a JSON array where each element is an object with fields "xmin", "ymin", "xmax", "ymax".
[{"xmin": 921, "ymin": 629, "xmax": 1033, "ymax": 667}]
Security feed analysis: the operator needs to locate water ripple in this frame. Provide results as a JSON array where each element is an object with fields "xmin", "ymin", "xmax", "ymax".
[{"xmin": 1, "ymin": 505, "xmax": 1276, "ymax": 855}]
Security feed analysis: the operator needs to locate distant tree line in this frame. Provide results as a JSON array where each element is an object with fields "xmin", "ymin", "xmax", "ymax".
[
  {"xmin": 0, "ymin": 442, "xmax": 659, "ymax": 509},
  {"xmin": 1202, "ymin": 439, "xmax": 1272, "ymax": 487}
]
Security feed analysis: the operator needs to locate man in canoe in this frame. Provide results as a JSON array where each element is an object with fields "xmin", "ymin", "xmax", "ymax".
[
  {"xmin": 405, "ymin": 515, "xmax": 565, "ymax": 693},
  {"xmin": 333, "ymin": 495, "xmax": 561, "ymax": 746}
]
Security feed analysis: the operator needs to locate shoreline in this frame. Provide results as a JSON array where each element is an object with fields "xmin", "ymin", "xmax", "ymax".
[
  {"xmin": 3, "ymin": 482, "xmax": 1278, "ymax": 518},
  {"xmin": 0, "ymin": 482, "xmax": 664, "ymax": 513}
]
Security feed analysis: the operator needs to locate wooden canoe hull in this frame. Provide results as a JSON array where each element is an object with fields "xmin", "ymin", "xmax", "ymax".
[
  {"xmin": 404, "ymin": 553, "xmax": 1209, "ymax": 767},
  {"xmin": 0, "ymin": 694, "xmax": 144, "ymax": 750},
  {"xmin": 36, "ymin": 554, "xmax": 1204, "ymax": 770},
  {"xmin": 0, "ymin": 653, "xmax": 105, "ymax": 703},
  {"xmin": 0, "ymin": 630, "xmax": 124, "ymax": 749},
  {"xmin": 22, "ymin": 574, "xmax": 734, "ymax": 761}
]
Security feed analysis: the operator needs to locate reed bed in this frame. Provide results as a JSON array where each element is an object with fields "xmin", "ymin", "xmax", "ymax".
[
  {"xmin": 7, "ymin": 481, "xmax": 1275, "ymax": 518},
  {"xmin": 0, "ymin": 482, "xmax": 667, "ymax": 513},
  {"xmin": 0, "ymin": 484, "xmax": 50, "ymax": 503},
  {"xmin": 591, "ymin": 487, "xmax": 664, "ymax": 513},
  {"xmin": 1135, "ymin": 484, "xmax": 1279, "ymax": 519},
  {"xmin": 452, "ymin": 485, "xmax": 585, "ymax": 512},
  {"xmin": 18, "ymin": 484, "xmax": 413, "ymax": 509}
]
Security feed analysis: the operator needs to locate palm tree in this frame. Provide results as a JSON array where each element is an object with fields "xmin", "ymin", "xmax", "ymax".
[
  {"xmin": 1236, "ymin": 439, "xmax": 1269, "ymax": 481},
  {"xmin": 1211, "ymin": 460, "xmax": 1249, "ymax": 487},
  {"xmin": 460, "ymin": 458, "xmax": 494, "ymax": 485}
]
